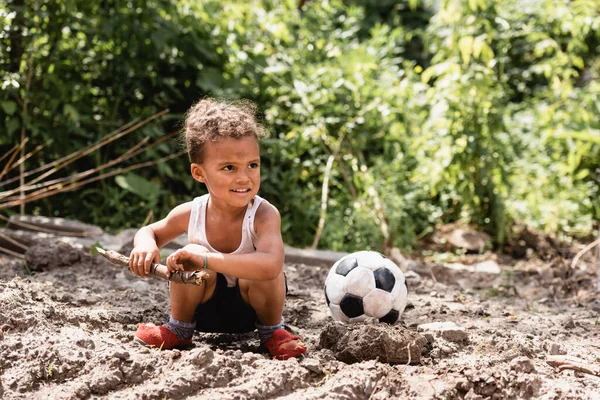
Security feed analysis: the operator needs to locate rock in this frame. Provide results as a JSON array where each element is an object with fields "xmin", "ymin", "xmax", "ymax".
[
  {"xmin": 284, "ymin": 246, "xmax": 348, "ymax": 267},
  {"xmin": 439, "ymin": 225, "xmax": 490, "ymax": 252},
  {"xmin": 318, "ymin": 321, "xmax": 426, "ymax": 364},
  {"xmin": 510, "ymin": 356, "xmax": 534, "ymax": 373},
  {"xmin": 188, "ymin": 346, "xmax": 214, "ymax": 366},
  {"xmin": 561, "ymin": 315, "xmax": 575, "ymax": 329},
  {"xmin": 417, "ymin": 322, "xmax": 469, "ymax": 343},
  {"xmin": 443, "ymin": 261, "xmax": 501, "ymax": 275},
  {"xmin": 404, "ymin": 270, "xmax": 421, "ymax": 282},
  {"xmin": 387, "ymin": 247, "xmax": 408, "ymax": 272},
  {"xmin": 301, "ymin": 358, "xmax": 323, "ymax": 374},
  {"xmin": 6, "ymin": 215, "xmax": 103, "ymax": 236},
  {"xmin": 548, "ymin": 342, "xmax": 566, "ymax": 355}
]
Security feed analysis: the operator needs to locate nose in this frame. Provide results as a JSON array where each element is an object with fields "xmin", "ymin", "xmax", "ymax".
[{"xmin": 235, "ymin": 170, "xmax": 250, "ymax": 183}]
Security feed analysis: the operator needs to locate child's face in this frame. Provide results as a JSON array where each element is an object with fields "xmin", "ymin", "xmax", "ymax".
[{"xmin": 192, "ymin": 136, "xmax": 261, "ymax": 209}]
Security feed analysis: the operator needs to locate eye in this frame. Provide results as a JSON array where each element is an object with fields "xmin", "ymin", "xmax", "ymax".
[
  {"xmin": 222, "ymin": 165, "xmax": 233, "ymax": 171},
  {"xmin": 249, "ymin": 162, "xmax": 259, "ymax": 169}
]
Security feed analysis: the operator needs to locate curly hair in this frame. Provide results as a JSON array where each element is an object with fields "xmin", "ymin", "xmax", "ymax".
[{"xmin": 183, "ymin": 98, "xmax": 267, "ymax": 163}]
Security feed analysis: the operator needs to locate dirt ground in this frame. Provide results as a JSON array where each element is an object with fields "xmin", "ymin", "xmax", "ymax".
[{"xmin": 1, "ymin": 240, "xmax": 600, "ymax": 399}]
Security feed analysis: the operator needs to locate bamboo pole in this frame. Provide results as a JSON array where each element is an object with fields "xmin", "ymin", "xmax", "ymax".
[
  {"xmin": 96, "ymin": 247, "xmax": 208, "ymax": 286},
  {"xmin": 0, "ymin": 118, "xmax": 140, "ymax": 188},
  {"xmin": 23, "ymin": 109, "xmax": 169, "ymax": 189},
  {"xmin": 0, "ymin": 150, "xmax": 186, "ymax": 209}
]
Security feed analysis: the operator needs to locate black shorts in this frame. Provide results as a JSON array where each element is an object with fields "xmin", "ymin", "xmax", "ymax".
[{"xmin": 193, "ymin": 273, "xmax": 288, "ymax": 334}]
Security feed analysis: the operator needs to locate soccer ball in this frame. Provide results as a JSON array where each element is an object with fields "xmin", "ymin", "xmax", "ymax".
[{"xmin": 324, "ymin": 251, "xmax": 408, "ymax": 324}]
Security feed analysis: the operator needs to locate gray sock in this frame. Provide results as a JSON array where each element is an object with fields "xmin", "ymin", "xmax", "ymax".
[
  {"xmin": 256, "ymin": 318, "xmax": 284, "ymax": 344},
  {"xmin": 164, "ymin": 315, "xmax": 195, "ymax": 340}
]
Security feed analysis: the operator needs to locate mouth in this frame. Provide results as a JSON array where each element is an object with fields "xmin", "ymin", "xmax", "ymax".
[{"xmin": 231, "ymin": 188, "xmax": 251, "ymax": 193}]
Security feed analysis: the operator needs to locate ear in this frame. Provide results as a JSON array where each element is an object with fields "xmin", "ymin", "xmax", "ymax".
[{"xmin": 191, "ymin": 163, "xmax": 205, "ymax": 183}]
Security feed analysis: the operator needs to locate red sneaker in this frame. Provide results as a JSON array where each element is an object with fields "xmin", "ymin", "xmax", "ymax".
[
  {"xmin": 264, "ymin": 329, "xmax": 307, "ymax": 360},
  {"xmin": 135, "ymin": 323, "xmax": 192, "ymax": 350}
]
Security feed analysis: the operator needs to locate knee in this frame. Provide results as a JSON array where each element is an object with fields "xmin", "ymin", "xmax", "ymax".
[{"xmin": 239, "ymin": 271, "xmax": 285, "ymax": 295}]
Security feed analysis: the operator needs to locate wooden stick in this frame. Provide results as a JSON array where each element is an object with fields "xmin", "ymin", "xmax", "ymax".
[
  {"xmin": 95, "ymin": 247, "xmax": 208, "ymax": 286},
  {"xmin": 311, "ymin": 154, "xmax": 335, "ymax": 249},
  {"xmin": 571, "ymin": 239, "xmax": 599, "ymax": 269},
  {"xmin": 0, "ymin": 244, "xmax": 25, "ymax": 259},
  {"xmin": 0, "ymin": 137, "xmax": 28, "ymax": 182},
  {"xmin": 0, "ymin": 144, "xmax": 19, "ymax": 165},
  {"xmin": 547, "ymin": 355, "xmax": 600, "ymax": 377},
  {"xmin": 0, "ymin": 214, "xmax": 99, "ymax": 237}
]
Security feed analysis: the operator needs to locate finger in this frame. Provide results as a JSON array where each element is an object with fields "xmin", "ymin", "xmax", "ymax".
[
  {"xmin": 130, "ymin": 253, "xmax": 139, "ymax": 273},
  {"xmin": 135, "ymin": 255, "xmax": 145, "ymax": 277},
  {"xmin": 129, "ymin": 253, "xmax": 136, "ymax": 271},
  {"xmin": 166, "ymin": 254, "xmax": 176, "ymax": 271},
  {"xmin": 144, "ymin": 253, "xmax": 154, "ymax": 275}
]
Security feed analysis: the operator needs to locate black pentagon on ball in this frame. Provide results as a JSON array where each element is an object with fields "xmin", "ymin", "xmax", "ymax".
[
  {"xmin": 379, "ymin": 309, "xmax": 399, "ymax": 324},
  {"xmin": 335, "ymin": 257, "xmax": 359, "ymax": 276},
  {"xmin": 324, "ymin": 287, "xmax": 330, "ymax": 306},
  {"xmin": 404, "ymin": 279, "xmax": 409, "ymax": 294},
  {"xmin": 339, "ymin": 293, "xmax": 364, "ymax": 318},
  {"xmin": 373, "ymin": 267, "xmax": 395, "ymax": 292}
]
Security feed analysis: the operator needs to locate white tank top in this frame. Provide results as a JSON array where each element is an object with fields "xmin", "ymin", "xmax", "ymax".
[{"xmin": 187, "ymin": 194, "xmax": 265, "ymax": 287}]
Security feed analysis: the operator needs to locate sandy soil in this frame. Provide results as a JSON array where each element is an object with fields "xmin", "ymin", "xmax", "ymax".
[{"xmin": 1, "ymin": 241, "xmax": 599, "ymax": 399}]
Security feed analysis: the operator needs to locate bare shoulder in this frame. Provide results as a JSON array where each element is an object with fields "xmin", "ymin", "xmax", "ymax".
[
  {"xmin": 254, "ymin": 200, "xmax": 281, "ymax": 230},
  {"xmin": 168, "ymin": 201, "xmax": 193, "ymax": 218},
  {"xmin": 151, "ymin": 201, "xmax": 193, "ymax": 233}
]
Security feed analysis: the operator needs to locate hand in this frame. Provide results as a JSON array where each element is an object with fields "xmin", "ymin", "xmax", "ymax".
[
  {"xmin": 166, "ymin": 244, "xmax": 209, "ymax": 275},
  {"xmin": 129, "ymin": 245, "xmax": 160, "ymax": 277}
]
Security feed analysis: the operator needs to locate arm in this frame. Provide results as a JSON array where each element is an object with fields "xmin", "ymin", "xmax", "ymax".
[
  {"xmin": 129, "ymin": 202, "xmax": 192, "ymax": 277},
  {"xmin": 167, "ymin": 202, "xmax": 284, "ymax": 281}
]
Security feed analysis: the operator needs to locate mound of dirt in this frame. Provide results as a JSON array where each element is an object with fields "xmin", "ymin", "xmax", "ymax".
[{"xmin": 318, "ymin": 322, "xmax": 427, "ymax": 364}]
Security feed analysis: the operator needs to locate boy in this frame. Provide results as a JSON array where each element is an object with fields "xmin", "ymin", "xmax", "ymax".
[{"xmin": 128, "ymin": 99, "xmax": 306, "ymax": 360}]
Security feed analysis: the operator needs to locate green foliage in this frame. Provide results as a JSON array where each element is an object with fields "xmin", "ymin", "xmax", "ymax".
[{"xmin": 0, "ymin": 0, "xmax": 598, "ymax": 250}]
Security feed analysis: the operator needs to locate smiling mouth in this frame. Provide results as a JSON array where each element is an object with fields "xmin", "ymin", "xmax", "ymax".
[{"xmin": 231, "ymin": 189, "xmax": 251, "ymax": 193}]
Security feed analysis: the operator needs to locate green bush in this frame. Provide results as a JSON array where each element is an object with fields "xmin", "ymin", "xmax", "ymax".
[{"xmin": 1, "ymin": 0, "xmax": 598, "ymax": 251}]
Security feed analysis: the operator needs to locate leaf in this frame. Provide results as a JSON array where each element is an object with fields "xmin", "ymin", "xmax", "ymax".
[
  {"xmin": 6, "ymin": 118, "xmax": 20, "ymax": 136},
  {"xmin": 1, "ymin": 101, "xmax": 17, "ymax": 116},
  {"xmin": 196, "ymin": 67, "xmax": 224, "ymax": 92},
  {"xmin": 458, "ymin": 36, "xmax": 474, "ymax": 65},
  {"xmin": 115, "ymin": 173, "xmax": 160, "ymax": 200},
  {"xmin": 555, "ymin": 129, "xmax": 600, "ymax": 143},
  {"xmin": 574, "ymin": 169, "xmax": 589, "ymax": 180},
  {"xmin": 63, "ymin": 104, "xmax": 79, "ymax": 121}
]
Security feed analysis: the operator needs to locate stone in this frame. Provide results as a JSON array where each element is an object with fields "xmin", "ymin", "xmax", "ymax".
[
  {"xmin": 284, "ymin": 246, "xmax": 348, "ymax": 267},
  {"xmin": 417, "ymin": 322, "xmax": 469, "ymax": 343},
  {"xmin": 548, "ymin": 342, "xmax": 566, "ymax": 355},
  {"xmin": 510, "ymin": 356, "xmax": 535, "ymax": 373}
]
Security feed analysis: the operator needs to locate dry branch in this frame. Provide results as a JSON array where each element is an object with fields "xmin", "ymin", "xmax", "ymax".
[
  {"xmin": 96, "ymin": 247, "xmax": 208, "ymax": 286},
  {"xmin": 0, "ymin": 244, "xmax": 25, "ymax": 259},
  {"xmin": 0, "ymin": 214, "xmax": 99, "ymax": 237},
  {"xmin": 311, "ymin": 154, "xmax": 335, "ymax": 249},
  {"xmin": 0, "ymin": 150, "xmax": 186, "ymax": 209},
  {"xmin": 0, "ymin": 138, "xmax": 28, "ymax": 182},
  {"xmin": 24, "ymin": 109, "xmax": 168, "ymax": 189},
  {"xmin": 571, "ymin": 239, "xmax": 599, "ymax": 269},
  {"xmin": 0, "ymin": 118, "xmax": 140, "ymax": 188},
  {"xmin": 547, "ymin": 355, "xmax": 600, "ymax": 377}
]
